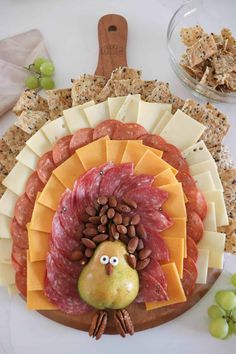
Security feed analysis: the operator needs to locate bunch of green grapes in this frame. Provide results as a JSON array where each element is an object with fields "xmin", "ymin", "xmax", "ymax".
[
  {"xmin": 208, "ymin": 274, "xmax": 236, "ymax": 339},
  {"xmin": 25, "ymin": 57, "xmax": 55, "ymax": 90}
]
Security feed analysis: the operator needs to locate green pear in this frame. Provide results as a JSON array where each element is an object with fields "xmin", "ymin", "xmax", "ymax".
[{"xmin": 78, "ymin": 241, "xmax": 139, "ymax": 309}]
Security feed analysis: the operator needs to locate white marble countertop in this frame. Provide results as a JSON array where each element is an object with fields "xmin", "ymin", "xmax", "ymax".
[{"xmin": 0, "ymin": 0, "xmax": 235, "ymax": 353}]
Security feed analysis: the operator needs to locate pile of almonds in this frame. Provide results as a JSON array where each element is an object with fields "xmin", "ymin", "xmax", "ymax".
[{"xmin": 70, "ymin": 195, "xmax": 152, "ymax": 270}]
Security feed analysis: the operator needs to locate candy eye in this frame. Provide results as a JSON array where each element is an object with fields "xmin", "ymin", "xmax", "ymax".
[
  {"xmin": 100, "ymin": 255, "xmax": 109, "ymax": 265},
  {"xmin": 110, "ymin": 256, "xmax": 119, "ymax": 266}
]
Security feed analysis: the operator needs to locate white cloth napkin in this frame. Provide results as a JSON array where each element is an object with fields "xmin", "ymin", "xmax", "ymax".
[{"xmin": 0, "ymin": 29, "xmax": 50, "ymax": 116}]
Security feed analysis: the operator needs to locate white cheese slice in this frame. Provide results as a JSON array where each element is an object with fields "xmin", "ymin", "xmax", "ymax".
[
  {"xmin": 204, "ymin": 191, "xmax": 229, "ymax": 226},
  {"xmin": 196, "ymin": 248, "xmax": 209, "ymax": 284},
  {"xmin": 16, "ymin": 146, "xmax": 39, "ymax": 170},
  {"xmin": 182, "ymin": 140, "xmax": 213, "ymax": 166},
  {"xmin": 198, "ymin": 231, "xmax": 225, "ymax": 269},
  {"xmin": 41, "ymin": 116, "xmax": 70, "ymax": 145},
  {"xmin": 193, "ymin": 171, "xmax": 216, "ymax": 192},
  {"xmin": 26, "ymin": 129, "xmax": 52, "ymax": 156},
  {"xmin": 8, "ymin": 284, "xmax": 18, "ymax": 295},
  {"xmin": 108, "ymin": 96, "xmax": 126, "ymax": 118},
  {"xmin": 203, "ymin": 202, "xmax": 217, "ymax": 232},
  {"xmin": 0, "ymin": 214, "xmax": 12, "ymax": 238},
  {"xmin": 115, "ymin": 94, "xmax": 141, "ymax": 123},
  {"xmin": 84, "ymin": 101, "xmax": 110, "ymax": 127},
  {"xmin": 0, "ymin": 239, "xmax": 12, "ymax": 263},
  {"xmin": 189, "ymin": 160, "xmax": 223, "ymax": 191},
  {"xmin": 137, "ymin": 101, "xmax": 172, "ymax": 133},
  {"xmin": 2, "ymin": 163, "xmax": 32, "ymax": 196},
  {"xmin": 160, "ymin": 109, "xmax": 206, "ymax": 150},
  {"xmin": 0, "ymin": 263, "xmax": 15, "ymax": 285},
  {"xmin": 152, "ymin": 111, "xmax": 173, "ymax": 134},
  {"xmin": 0, "ymin": 190, "xmax": 18, "ymax": 218},
  {"xmin": 63, "ymin": 100, "xmax": 94, "ymax": 133}
]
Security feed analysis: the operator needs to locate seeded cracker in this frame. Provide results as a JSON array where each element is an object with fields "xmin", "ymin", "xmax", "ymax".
[
  {"xmin": 186, "ymin": 35, "xmax": 217, "ymax": 67},
  {"xmin": 218, "ymin": 168, "xmax": 236, "ymax": 221},
  {"xmin": 209, "ymin": 144, "xmax": 234, "ymax": 170},
  {"xmin": 147, "ymin": 82, "xmax": 184, "ymax": 113},
  {"xmin": 71, "ymin": 74, "xmax": 107, "ymax": 106},
  {"xmin": 97, "ymin": 79, "xmax": 116, "ymax": 102},
  {"xmin": 15, "ymin": 110, "xmax": 49, "ymax": 134},
  {"xmin": 13, "ymin": 89, "xmax": 49, "ymax": 116},
  {"xmin": 111, "ymin": 67, "xmax": 142, "ymax": 80},
  {"xmin": 141, "ymin": 81, "xmax": 158, "ymax": 100},
  {"xmin": 180, "ymin": 26, "xmax": 205, "ymax": 47},
  {"xmin": 218, "ymin": 218, "xmax": 236, "ymax": 254},
  {"xmin": 0, "ymin": 139, "xmax": 17, "ymax": 173},
  {"xmin": 0, "ymin": 162, "xmax": 8, "ymax": 196},
  {"xmin": 113, "ymin": 79, "xmax": 144, "ymax": 96},
  {"xmin": 47, "ymin": 89, "xmax": 72, "ymax": 120},
  {"xmin": 3, "ymin": 126, "xmax": 30, "ymax": 154}
]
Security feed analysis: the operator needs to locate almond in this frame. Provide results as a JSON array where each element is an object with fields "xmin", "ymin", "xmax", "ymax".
[
  {"xmin": 136, "ymin": 257, "xmax": 150, "ymax": 270},
  {"xmin": 127, "ymin": 225, "xmax": 136, "ymax": 238},
  {"xmin": 130, "ymin": 214, "xmax": 141, "ymax": 226},
  {"xmin": 136, "ymin": 224, "xmax": 147, "ymax": 239},
  {"xmin": 127, "ymin": 254, "xmax": 137, "ymax": 269},
  {"xmin": 107, "ymin": 208, "xmax": 115, "ymax": 219},
  {"xmin": 70, "ymin": 249, "xmax": 83, "ymax": 261},
  {"xmin": 127, "ymin": 237, "xmax": 139, "ymax": 253},
  {"xmin": 138, "ymin": 248, "xmax": 152, "ymax": 260},
  {"xmin": 85, "ymin": 206, "xmax": 97, "ymax": 217},
  {"xmin": 97, "ymin": 196, "xmax": 108, "ymax": 205},
  {"xmin": 93, "ymin": 234, "xmax": 109, "ymax": 243},
  {"xmin": 108, "ymin": 196, "xmax": 118, "ymax": 208},
  {"xmin": 81, "ymin": 238, "xmax": 96, "ymax": 249},
  {"xmin": 116, "ymin": 224, "xmax": 127, "ymax": 234},
  {"xmin": 83, "ymin": 228, "xmax": 98, "ymax": 237}
]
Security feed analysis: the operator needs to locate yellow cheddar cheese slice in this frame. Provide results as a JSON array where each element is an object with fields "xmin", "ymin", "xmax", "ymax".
[
  {"xmin": 153, "ymin": 168, "xmax": 178, "ymax": 186},
  {"xmin": 121, "ymin": 141, "xmax": 162, "ymax": 165},
  {"xmin": 161, "ymin": 217, "xmax": 186, "ymax": 238},
  {"xmin": 106, "ymin": 140, "xmax": 128, "ymax": 164},
  {"xmin": 27, "ymin": 290, "xmax": 57, "ymax": 310},
  {"xmin": 38, "ymin": 175, "xmax": 66, "ymax": 211},
  {"xmin": 30, "ymin": 202, "xmax": 55, "ymax": 233},
  {"xmin": 162, "ymin": 237, "xmax": 184, "ymax": 278},
  {"xmin": 145, "ymin": 263, "xmax": 186, "ymax": 310},
  {"xmin": 27, "ymin": 252, "xmax": 45, "ymax": 291},
  {"xmin": 135, "ymin": 150, "xmax": 177, "ymax": 176},
  {"xmin": 53, "ymin": 153, "xmax": 85, "ymax": 190},
  {"xmin": 76, "ymin": 137, "xmax": 108, "ymax": 170},
  {"xmin": 28, "ymin": 226, "xmax": 49, "ymax": 262},
  {"xmin": 158, "ymin": 183, "xmax": 186, "ymax": 218}
]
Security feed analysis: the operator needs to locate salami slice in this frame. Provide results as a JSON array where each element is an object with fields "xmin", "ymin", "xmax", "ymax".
[
  {"xmin": 52, "ymin": 135, "xmax": 72, "ymax": 166},
  {"xmin": 44, "ymin": 277, "xmax": 91, "ymax": 315},
  {"xmin": 187, "ymin": 208, "xmax": 204, "ymax": 243},
  {"xmin": 114, "ymin": 174, "xmax": 154, "ymax": 200},
  {"xmin": 69, "ymin": 128, "xmax": 94, "ymax": 154},
  {"xmin": 112, "ymin": 123, "xmax": 147, "ymax": 140},
  {"xmin": 25, "ymin": 171, "xmax": 45, "ymax": 203},
  {"xmin": 162, "ymin": 151, "xmax": 189, "ymax": 173},
  {"xmin": 187, "ymin": 237, "xmax": 198, "ymax": 262},
  {"xmin": 14, "ymin": 193, "xmax": 33, "ymax": 227},
  {"xmin": 182, "ymin": 257, "xmax": 198, "ymax": 296},
  {"xmin": 141, "ymin": 134, "xmax": 167, "ymax": 149},
  {"xmin": 144, "ymin": 228, "xmax": 170, "ymax": 263},
  {"xmin": 99, "ymin": 163, "xmax": 134, "ymax": 197},
  {"xmin": 186, "ymin": 188, "xmax": 208, "ymax": 220},
  {"xmin": 10, "ymin": 217, "xmax": 28, "ymax": 249},
  {"xmin": 50, "ymin": 241, "xmax": 82, "ymax": 277},
  {"xmin": 15, "ymin": 271, "xmax": 27, "ymax": 297},
  {"xmin": 93, "ymin": 120, "xmax": 124, "ymax": 140},
  {"xmin": 136, "ymin": 272, "xmax": 168, "ymax": 303},
  {"xmin": 176, "ymin": 171, "xmax": 196, "ymax": 194},
  {"xmin": 46, "ymin": 254, "xmax": 78, "ymax": 297},
  {"xmin": 141, "ymin": 257, "xmax": 167, "ymax": 293},
  {"xmin": 37, "ymin": 151, "xmax": 56, "ymax": 184},
  {"xmin": 12, "ymin": 244, "xmax": 27, "ymax": 267},
  {"xmin": 51, "ymin": 212, "xmax": 80, "ymax": 258}
]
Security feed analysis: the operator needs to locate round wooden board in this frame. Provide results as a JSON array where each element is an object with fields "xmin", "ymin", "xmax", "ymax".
[{"xmin": 38, "ymin": 268, "xmax": 221, "ymax": 334}]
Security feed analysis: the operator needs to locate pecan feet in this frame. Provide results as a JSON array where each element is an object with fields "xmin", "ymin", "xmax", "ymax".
[
  {"xmin": 114, "ymin": 309, "xmax": 134, "ymax": 337},
  {"xmin": 89, "ymin": 311, "xmax": 108, "ymax": 340}
]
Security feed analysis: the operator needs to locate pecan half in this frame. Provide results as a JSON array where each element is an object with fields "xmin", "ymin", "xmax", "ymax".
[
  {"xmin": 114, "ymin": 309, "xmax": 134, "ymax": 337},
  {"xmin": 89, "ymin": 311, "xmax": 108, "ymax": 340}
]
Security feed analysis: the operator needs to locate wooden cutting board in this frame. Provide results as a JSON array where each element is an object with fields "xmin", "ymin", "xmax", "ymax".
[{"xmin": 39, "ymin": 14, "xmax": 221, "ymax": 334}]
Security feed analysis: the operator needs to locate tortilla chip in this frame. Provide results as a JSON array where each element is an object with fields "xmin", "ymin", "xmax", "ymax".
[
  {"xmin": 0, "ymin": 139, "xmax": 17, "ymax": 173},
  {"xmin": 15, "ymin": 110, "xmax": 49, "ymax": 134},
  {"xmin": 71, "ymin": 74, "xmax": 106, "ymax": 106},
  {"xmin": 111, "ymin": 67, "xmax": 142, "ymax": 80},
  {"xmin": 180, "ymin": 26, "xmax": 205, "ymax": 47},
  {"xmin": 209, "ymin": 144, "xmax": 234, "ymax": 170},
  {"xmin": 3, "ymin": 126, "xmax": 30, "ymax": 153},
  {"xmin": 218, "ymin": 218, "xmax": 236, "ymax": 254},
  {"xmin": 113, "ymin": 79, "xmax": 144, "ymax": 96},
  {"xmin": 47, "ymin": 89, "xmax": 72, "ymax": 120},
  {"xmin": 219, "ymin": 168, "xmax": 236, "ymax": 221},
  {"xmin": 13, "ymin": 90, "xmax": 49, "ymax": 116},
  {"xmin": 186, "ymin": 35, "xmax": 217, "ymax": 67}
]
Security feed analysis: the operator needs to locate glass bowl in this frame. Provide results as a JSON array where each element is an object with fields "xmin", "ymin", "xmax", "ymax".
[{"xmin": 167, "ymin": 0, "xmax": 236, "ymax": 103}]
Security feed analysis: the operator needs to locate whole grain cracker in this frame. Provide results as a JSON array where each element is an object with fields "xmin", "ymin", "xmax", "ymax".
[
  {"xmin": 0, "ymin": 183, "xmax": 6, "ymax": 198},
  {"xmin": 0, "ymin": 162, "xmax": 8, "ymax": 183},
  {"xmin": 47, "ymin": 89, "xmax": 72, "ymax": 120},
  {"xmin": 15, "ymin": 110, "xmax": 49, "ymax": 134},
  {"xmin": 3, "ymin": 126, "xmax": 30, "ymax": 153},
  {"xmin": 186, "ymin": 35, "xmax": 217, "ymax": 67},
  {"xmin": 218, "ymin": 218, "xmax": 236, "ymax": 254},
  {"xmin": 13, "ymin": 90, "xmax": 49, "ymax": 116},
  {"xmin": 96, "ymin": 79, "xmax": 116, "ymax": 102},
  {"xmin": 199, "ymin": 67, "xmax": 218, "ymax": 88},
  {"xmin": 0, "ymin": 139, "xmax": 17, "ymax": 173},
  {"xmin": 209, "ymin": 144, "xmax": 234, "ymax": 170},
  {"xmin": 218, "ymin": 168, "xmax": 236, "ymax": 218},
  {"xmin": 147, "ymin": 82, "xmax": 171, "ymax": 103},
  {"xmin": 71, "ymin": 74, "xmax": 106, "ymax": 106},
  {"xmin": 180, "ymin": 26, "xmax": 205, "ymax": 47},
  {"xmin": 141, "ymin": 80, "xmax": 158, "ymax": 100},
  {"xmin": 113, "ymin": 79, "xmax": 144, "ymax": 96},
  {"xmin": 212, "ymin": 54, "xmax": 235, "ymax": 75},
  {"xmin": 111, "ymin": 67, "xmax": 142, "ymax": 80}
]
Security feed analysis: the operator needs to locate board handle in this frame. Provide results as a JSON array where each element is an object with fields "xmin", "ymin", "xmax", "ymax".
[{"xmin": 95, "ymin": 14, "xmax": 128, "ymax": 78}]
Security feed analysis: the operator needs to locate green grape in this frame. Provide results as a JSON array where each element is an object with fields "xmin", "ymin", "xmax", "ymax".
[
  {"xmin": 25, "ymin": 76, "xmax": 39, "ymax": 89},
  {"xmin": 208, "ymin": 305, "xmax": 225, "ymax": 319},
  {"xmin": 33, "ymin": 57, "xmax": 48, "ymax": 72},
  {"xmin": 231, "ymin": 307, "xmax": 236, "ymax": 321},
  {"xmin": 216, "ymin": 291, "xmax": 236, "ymax": 311},
  {"xmin": 231, "ymin": 273, "xmax": 236, "ymax": 287},
  {"xmin": 40, "ymin": 77, "xmax": 55, "ymax": 90},
  {"xmin": 232, "ymin": 322, "xmax": 236, "ymax": 335},
  {"xmin": 40, "ymin": 62, "xmax": 55, "ymax": 76},
  {"xmin": 209, "ymin": 318, "xmax": 229, "ymax": 339}
]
